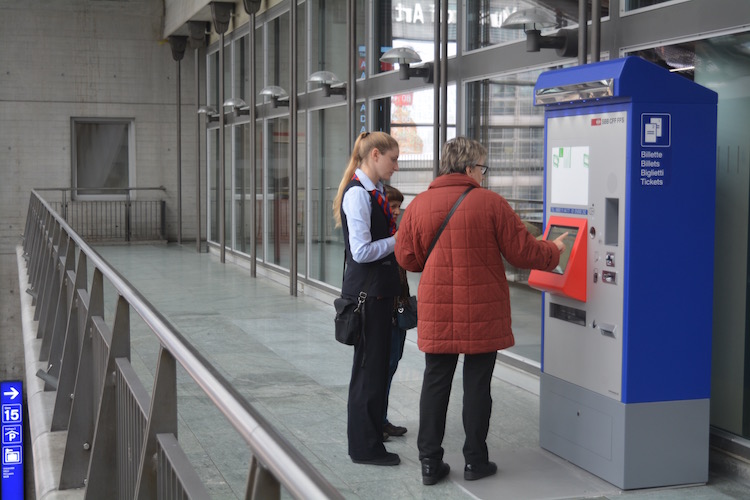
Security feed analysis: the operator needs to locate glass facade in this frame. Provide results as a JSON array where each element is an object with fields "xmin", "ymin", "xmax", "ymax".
[
  {"xmin": 308, "ymin": 106, "xmax": 348, "ymax": 286},
  {"xmin": 201, "ymin": 0, "xmax": 750, "ymax": 439}
]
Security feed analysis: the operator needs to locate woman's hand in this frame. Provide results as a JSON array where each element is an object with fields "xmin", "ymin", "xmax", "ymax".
[{"xmin": 552, "ymin": 231, "xmax": 569, "ymax": 254}]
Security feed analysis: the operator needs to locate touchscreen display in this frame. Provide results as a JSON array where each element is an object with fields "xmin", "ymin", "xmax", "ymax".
[{"xmin": 546, "ymin": 225, "xmax": 578, "ymax": 274}]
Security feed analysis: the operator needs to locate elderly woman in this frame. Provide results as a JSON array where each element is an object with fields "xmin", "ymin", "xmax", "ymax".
[{"xmin": 395, "ymin": 136, "xmax": 567, "ymax": 486}]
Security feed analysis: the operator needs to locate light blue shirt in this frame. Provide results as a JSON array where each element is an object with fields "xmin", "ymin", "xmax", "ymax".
[{"xmin": 342, "ymin": 168, "xmax": 396, "ymax": 263}]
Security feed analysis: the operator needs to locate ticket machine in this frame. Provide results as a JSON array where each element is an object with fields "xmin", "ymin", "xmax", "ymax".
[{"xmin": 528, "ymin": 57, "xmax": 717, "ymax": 489}]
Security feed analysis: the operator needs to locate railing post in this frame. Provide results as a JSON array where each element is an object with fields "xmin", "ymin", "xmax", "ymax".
[
  {"xmin": 58, "ymin": 268, "xmax": 104, "ymax": 489},
  {"xmin": 126, "ymin": 190, "xmax": 132, "ymax": 242},
  {"xmin": 51, "ymin": 252, "xmax": 89, "ymax": 431},
  {"xmin": 36, "ymin": 218, "xmax": 62, "ymax": 328},
  {"xmin": 135, "ymin": 347, "xmax": 178, "ymax": 499},
  {"xmin": 84, "ymin": 296, "xmax": 131, "ymax": 499},
  {"xmin": 247, "ymin": 456, "xmax": 281, "ymax": 500},
  {"xmin": 39, "ymin": 231, "xmax": 69, "ymax": 360},
  {"xmin": 41, "ymin": 236, "xmax": 77, "ymax": 390},
  {"xmin": 160, "ymin": 200, "xmax": 166, "ymax": 240}
]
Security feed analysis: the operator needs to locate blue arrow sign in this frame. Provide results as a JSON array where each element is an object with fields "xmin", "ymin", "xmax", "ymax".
[{"xmin": 1, "ymin": 380, "xmax": 24, "ymax": 500}]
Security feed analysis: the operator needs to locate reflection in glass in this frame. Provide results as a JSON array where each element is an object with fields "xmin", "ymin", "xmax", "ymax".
[
  {"xmin": 297, "ymin": 115, "xmax": 306, "ymax": 276},
  {"xmin": 378, "ymin": 87, "xmax": 456, "ymax": 201},
  {"xmin": 466, "ymin": 69, "xmax": 552, "ymax": 281},
  {"xmin": 268, "ymin": 13, "xmax": 291, "ymax": 98},
  {"xmin": 255, "ymin": 26, "xmax": 263, "ymax": 94},
  {"xmin": 465, "ymin": 1, "xmax": 606, "ymax": 52},
  {"xmin": 225, "ymin": 126, "xmax": 231, "ymax": 249},
  {"xmin": 309, "ymin": 107, "xmax": 347, "ymax": 286},
  {"xmin": 311, "ymin": 0, "xmax": 347, "ymax": 87},
  {"xmin": 255, "ymin": 121, "xmax": 263, "ymax": 261},
  {"xmin": 375, "ymin": 0, "xmax": 457, "ymax": 75},
  {"xmin": 297, "ymin": 2, "xmax": 306, "ymax": 91},
  {"xmin": 267, "ymin": 117, "xmax": 291, "ymax": 268},
  {"xmin": 624, "ymin": 0, "xmax": 670, "ymax": 10},
  {"xmin": 209, "ymin": 129, "xmax": 219, "ymax": 242},
  {"xmin": 235, "ymin": 35, "xmax": 248, "ymax": 101},
  {"xmin": 209, "ymin": 51, "xmax": 219, "ymax": 109},
  {"xmin": 233, "ymin": 124, "xmax": 250, "ymax": 253},
  {"xmin": 356, "ymin": 0, "xmax": 365, "ymax": 80},
  {"xmin": 73, "ymin": 121, "xmax": 130, "ymax": 197}
]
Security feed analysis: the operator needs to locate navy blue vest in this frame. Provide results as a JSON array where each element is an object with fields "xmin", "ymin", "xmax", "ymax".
[{"xmin": 340, "ymin": 180, "xmax": 400, "ymax": 298}]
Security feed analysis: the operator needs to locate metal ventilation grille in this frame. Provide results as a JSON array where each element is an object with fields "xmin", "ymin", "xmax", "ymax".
[{"xmin": 535, "ymin": 78, "xmax": 614, "ymax": 105}]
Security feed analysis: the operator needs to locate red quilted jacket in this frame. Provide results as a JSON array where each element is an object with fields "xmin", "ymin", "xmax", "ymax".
[{"xmin": 395, "ymin": 173, "xmax": 560, "ymax": 354}]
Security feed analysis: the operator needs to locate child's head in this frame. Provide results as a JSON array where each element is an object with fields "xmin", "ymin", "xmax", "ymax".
[{"xmin": 384, "ymin": 184, "xmax": 404, "ymax": 218}]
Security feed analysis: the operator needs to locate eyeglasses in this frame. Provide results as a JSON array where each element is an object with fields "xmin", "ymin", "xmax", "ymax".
[{"xmin": 475, "ymin": 164, "xmax": 488, "ymax": 175}]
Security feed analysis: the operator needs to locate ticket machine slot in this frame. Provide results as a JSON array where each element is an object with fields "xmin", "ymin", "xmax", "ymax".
[
  {"xmin": 605, "ymin": 198, "xmax": 619, "ymax": 246},
  {"xmin": 550, "ymin": 303, "xmax": 586, "ymax": 326},
  {"xmin": 602, "ymin": 270, "xmax": 617, "ymax": 284}
]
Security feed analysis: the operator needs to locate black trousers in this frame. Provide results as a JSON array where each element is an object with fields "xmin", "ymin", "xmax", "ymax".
[
  {"xmin": 347, "ymin": 297, "xmax": 392, "ymax": 460},
  {"xmin": 417, "ymin": 351, "xmax": 497, "ymax": 465}
]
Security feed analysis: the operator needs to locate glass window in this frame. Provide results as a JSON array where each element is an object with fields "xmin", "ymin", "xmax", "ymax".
[
  {"xmin": 356, "ymin": 0, "xmax": 365, "ymax": 80},
  {"xmin": 465, "ymin": 0, "xmax": 606, "ymax": 52},
  {"xmin": 233, "ymin": 124, "xmax": 251, "ymax": 254},
  {"xmin": 375, "ymin": 0, "xmax": 457, "ymax": 75},
  {"xmin": 624, "ymin": 0, "xmax": 680, "ymax": 11},
  {"xmin": 309, "ymin": 106, "xmax": 348, "ymax": 287},
  {"xmin": 466, "ymin": 68, "xmax": 554, "ymax": 233},
  {"xmin": 72, "ymin": 119, "xmax": 133, "ymax": 200},
  {"xmin": 255, "ymin": 25, "xmax": 263, "ymax": 94},
  {"xmin": 267, "ymin": 13, "xmax": 291, "ymax": 98},
  {"xmin": 208, "ymin": 129, "xmax": 220, "ymax": 243},
  {"xmin": 267, "ymin": 117, "xmax": 291, "ymax": 268},
  {"xmin": 297, "ymin": 114, "xmax": 306, "ymax": 276},
  {"xmin": 296, "ymin": 2, "xmax": 306, "ymax": 91},
  {"xmin": 209, "ymin": 51, "xmax": 219, "ymax": 109},
  {"xmin": 255, "ymin": 120, "xmax": 263, "ymax": 261},
  {"xmin": 234, "ymin": 35, "xmax": 249, "ymax": 102},
  {"xmin": 310, "ymin": 0, "xmax": 348, "ymax": 85},
  {"xmin": 376, "ymin": 87, "xmax": 456, "ymax": 201}
]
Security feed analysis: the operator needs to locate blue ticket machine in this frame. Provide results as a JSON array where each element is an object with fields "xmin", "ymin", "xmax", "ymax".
[{"xmin": 528, "ymin": 57, "xmax": 717, "ymax": 489}]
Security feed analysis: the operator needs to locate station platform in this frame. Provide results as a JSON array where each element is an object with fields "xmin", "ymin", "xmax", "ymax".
[{"xmin": 15, "ymin": 243, "xmax": 750, "ymax": 499}]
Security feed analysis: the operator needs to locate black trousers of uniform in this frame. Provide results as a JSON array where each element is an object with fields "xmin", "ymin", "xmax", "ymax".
[
  {"xmin": 347, "ymin": 297, "xmax": 393, "ymax": 460},
  {"xmin": 417, "ymin": 351, "xmax": 497, "ymax": 465}
]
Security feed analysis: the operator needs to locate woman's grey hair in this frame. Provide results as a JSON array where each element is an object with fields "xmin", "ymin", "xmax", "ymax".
[{"xmin": 439, "ymin": 136, "xmax": 488, "ymax": 176}]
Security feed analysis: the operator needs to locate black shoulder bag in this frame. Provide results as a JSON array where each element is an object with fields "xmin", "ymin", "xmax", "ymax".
[{"xmin": 334, "ymin": 254, "xmax": 374, "ymax": 346}]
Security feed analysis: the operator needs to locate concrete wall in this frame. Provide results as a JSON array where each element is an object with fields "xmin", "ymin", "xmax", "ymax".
[{"xmin": 0, "ymin": 0, "xmax": 203, "ymax": 247}]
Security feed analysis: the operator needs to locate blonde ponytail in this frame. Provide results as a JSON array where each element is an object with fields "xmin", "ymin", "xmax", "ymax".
[{"xmin": 332, "ymin": 131, "xmax": 398, "ymax": 228}]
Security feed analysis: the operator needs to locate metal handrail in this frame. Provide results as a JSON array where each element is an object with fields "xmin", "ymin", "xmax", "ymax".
[{"xmin": 26, "ymin": 189, "xmax": 342, "ymax": 499}]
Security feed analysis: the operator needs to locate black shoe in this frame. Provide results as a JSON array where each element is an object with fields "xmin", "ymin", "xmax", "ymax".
[
  {"xmin": 464, "ymin": 461, "xmax": 497, "ymax": 481},
  {"xmin": 383, "ymin": 422, "xmax": 407, "ymax": 436},
  {"xmin": 352, "ymin": 452, "xmax": 400, "ymax": 466},
  {"xmin": 422, "ymin": 458, "xmax": 450, "ymax": 486}
]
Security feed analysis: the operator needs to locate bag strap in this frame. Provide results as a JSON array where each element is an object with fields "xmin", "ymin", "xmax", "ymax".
[
  {"xmin": 425, "ymin": 185, "xmax": 475, "ymax": 262},
  {"xmin": 341, "ymin": 248, "xmax": 375, "ymax": 302}
]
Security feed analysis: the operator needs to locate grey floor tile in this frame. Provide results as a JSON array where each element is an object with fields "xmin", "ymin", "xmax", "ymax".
[{"xmin": 88, "ymin": 244, "xmax": 748, "ymax": 500}]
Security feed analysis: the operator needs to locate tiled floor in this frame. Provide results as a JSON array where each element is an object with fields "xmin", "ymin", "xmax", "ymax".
[{"xmin": 88, "ymin": 243, "xmax": 747, "ymax": 499}]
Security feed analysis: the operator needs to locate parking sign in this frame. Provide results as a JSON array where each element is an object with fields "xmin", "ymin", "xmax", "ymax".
[{"xmin": 1, "ymin": 381, "xmax": 24, "ymax": 499}]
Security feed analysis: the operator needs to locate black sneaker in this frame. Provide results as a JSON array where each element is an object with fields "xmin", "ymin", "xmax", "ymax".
[
  {"xmin": 383, "ymin": 422, "xmax": 407, "ymax": 436},
  {"xmin": 421, "ymin": 458, "xmax": 450, "ymax": 485},
  {"xmin": 464, "ymin": 461, "xmax": 497, "ymax": 481},
  {"xmin": 351, "ymin": 452, "xmax": 400, "ymax": 466}
]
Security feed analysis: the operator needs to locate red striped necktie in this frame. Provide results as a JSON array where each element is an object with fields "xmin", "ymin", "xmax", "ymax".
[{"xmin": 353, "ymin": 173, "xmax": 396, "ymax": 236}]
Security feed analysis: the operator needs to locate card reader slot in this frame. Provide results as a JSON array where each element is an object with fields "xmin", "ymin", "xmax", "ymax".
[{"xmin": 550, "ymin": 303, "xmax": 586, "ymax": 326}]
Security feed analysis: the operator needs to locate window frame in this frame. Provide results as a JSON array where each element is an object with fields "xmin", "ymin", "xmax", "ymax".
[{"xmin": 70, "ymin": 117, "xmax": 136, "ymax": 201}]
